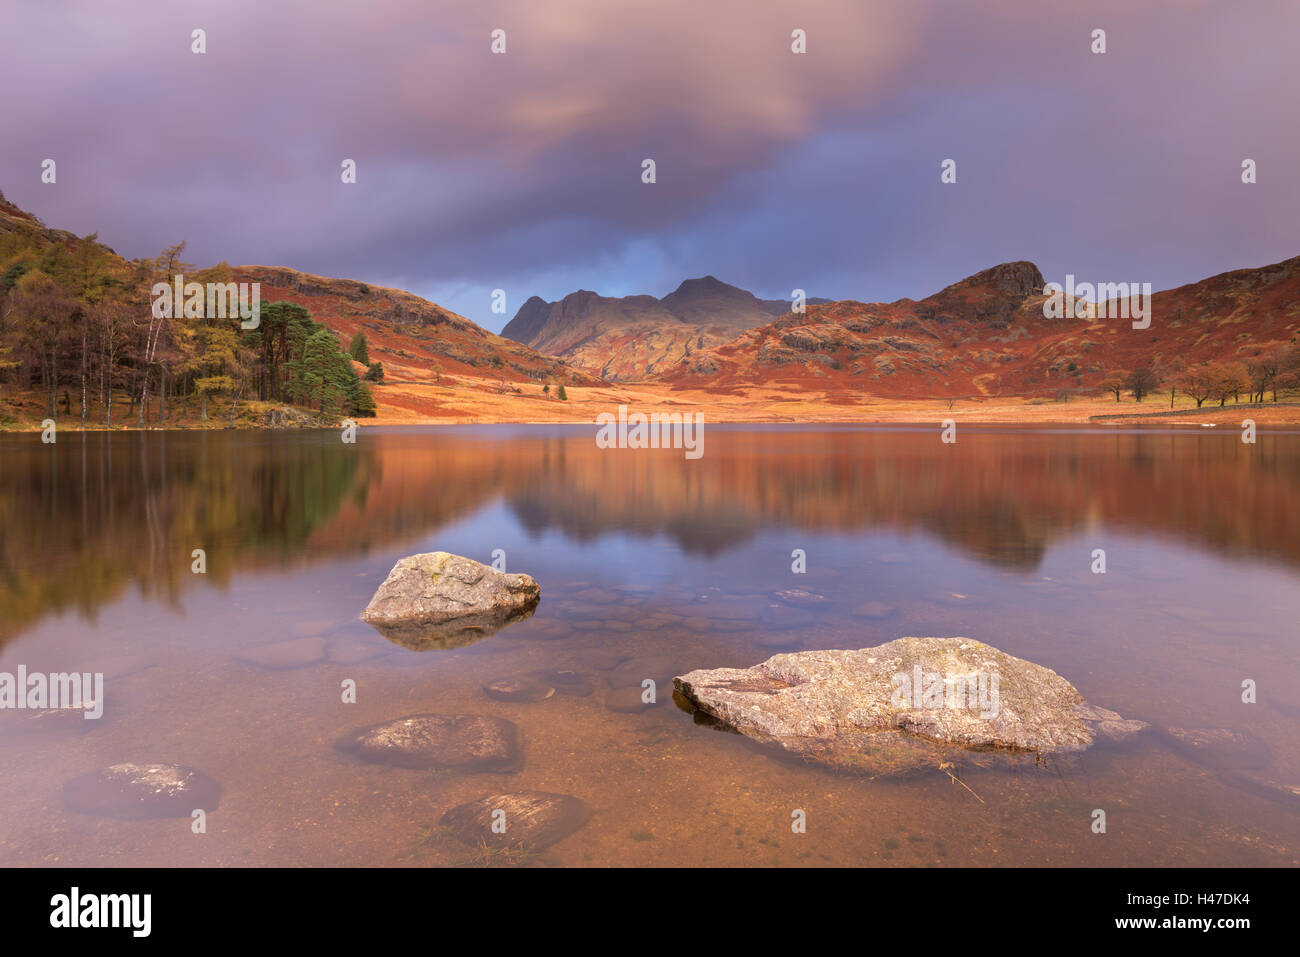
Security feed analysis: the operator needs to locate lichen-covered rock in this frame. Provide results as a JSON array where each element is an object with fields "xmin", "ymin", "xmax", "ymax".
[
  {"xmin": 440, "ymin": 791, "xmax": 588, "ymax": 850},
  {"xmin": 673, "ymin": 637, "xmax": 1147, "ymax": 775},
  {"xmin": 335, "ymin": 713, "xmax": 521, "ymax": 771},
  {"xmin": 64, "ymin": 763, "xmax": 220, "ymax": 818},
  {"xmin": 361, "ymin": 552, "xmax": 540, "ymax": 650}
]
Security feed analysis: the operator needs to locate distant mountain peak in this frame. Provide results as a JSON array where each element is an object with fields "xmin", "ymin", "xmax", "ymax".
[{"xmin": 501, "ymin": 276, "xmax": 796, "ymax": 381}]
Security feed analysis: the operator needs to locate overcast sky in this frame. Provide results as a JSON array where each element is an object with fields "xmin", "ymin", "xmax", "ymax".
[{"xmin": 3, "ymin": 0, "xmax": 1297, "ymax": 333}]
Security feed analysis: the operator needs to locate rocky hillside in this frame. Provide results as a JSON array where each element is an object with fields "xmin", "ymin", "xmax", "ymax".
[
  {"xmin": 659, "ymin": 259, "xmax": 1300, "ymax": 397},
  {"xmin": 234, "ymin": 265, "xmax": 599, "ymax": 389},
  {"xmin": 502, "ymin": 276, "xmax": 807, "ymax": 381}
]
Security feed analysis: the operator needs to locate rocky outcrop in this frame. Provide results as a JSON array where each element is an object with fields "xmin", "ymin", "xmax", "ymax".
[
  {"xmin": 63, "ymin": 763, "xmax": 221, "ymax": 818},
  {"xmin": 672, "ymin": 637, "xmax": 1147, "ymax": 775},
  {"xmin": 361, "ymin": 552, "xmax": 540, "ymax": 649}
]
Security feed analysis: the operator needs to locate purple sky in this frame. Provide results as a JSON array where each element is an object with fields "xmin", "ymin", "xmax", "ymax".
[{"xmin": 3, "ymin": 0, "xmax": 1298, "ymax": 333}]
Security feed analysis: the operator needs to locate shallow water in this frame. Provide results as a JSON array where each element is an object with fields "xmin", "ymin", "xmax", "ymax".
[{"xmin": 1, "ymin": 425, "xmax": 1298, "ymax": 866}]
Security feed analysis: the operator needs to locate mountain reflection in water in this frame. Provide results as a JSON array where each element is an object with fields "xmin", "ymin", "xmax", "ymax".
[{"xmin": 2, "ymin": 425, "xmax": 1298, "ymax": 644}]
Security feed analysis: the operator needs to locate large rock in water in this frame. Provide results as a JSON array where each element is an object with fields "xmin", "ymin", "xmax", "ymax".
[
  {"xmin": 673, "ymin": 637, "xmax": 1147, "ymax": 775},
  {"xmin": 361, "ymin": 552, "xmax": 540, "ymax": 649},
  {"xmin": 64, "ymin": 763, "xmax": 221, "ymax": 819}
]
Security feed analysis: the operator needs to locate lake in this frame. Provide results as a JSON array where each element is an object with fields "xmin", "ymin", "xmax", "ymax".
[{"xmin": 1, "ymin": 425, "xmax": 1298, "ymax": 866}]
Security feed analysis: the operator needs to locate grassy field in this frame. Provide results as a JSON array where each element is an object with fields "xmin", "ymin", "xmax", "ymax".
[
  {"xmin": 5, "ymin": 375, "xmax": 1298, "ymax": 430},
  {"xmin": 370, "ymin": 375, "xmax": 1300, "ymax": 427}
]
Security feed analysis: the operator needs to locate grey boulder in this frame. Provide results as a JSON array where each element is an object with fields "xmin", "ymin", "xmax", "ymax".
[
  {"xmin": 673, "ymin": 637, "xmax": 1147, "ymax": 775},
  {"xmin": 361, "ymin": 552, "xmax": 540, "ymax": 650}
]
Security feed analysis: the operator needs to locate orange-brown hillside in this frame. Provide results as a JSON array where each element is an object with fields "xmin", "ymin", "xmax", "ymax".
[
  {"xmin": 657, "ymin": 259, "xmax": 1300, "ymax": 397},
  {"xmin": 233, "ymin": 265, "xmax": 600, "ymax": 392}
]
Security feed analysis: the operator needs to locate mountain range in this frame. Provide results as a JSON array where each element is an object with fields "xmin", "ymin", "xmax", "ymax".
[
  {"xmin": 4, "ymin": 187, "xmax": 1297, "ymax": 414},
  {"xmin": 659, "ymin": 260, "xmax": 1300, "ymax": 397},
  {"xmin": 502, "ymin": 276, "xmax": 824, "ymax": 381}
]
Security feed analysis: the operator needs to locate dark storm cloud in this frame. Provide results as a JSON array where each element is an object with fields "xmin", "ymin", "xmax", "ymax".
[{"xmin": 2, "ymin": 0, "xmax": 1297, "ymax": 330}]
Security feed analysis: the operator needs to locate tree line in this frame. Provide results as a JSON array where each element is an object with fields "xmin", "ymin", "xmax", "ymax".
[
  {"xmin": 1098, "ymin": 347, "xmax": 1300, "ymax": 406},
  {"xmin": 0, "ymin": 235, "xmax": 376, "ymax": 425}
]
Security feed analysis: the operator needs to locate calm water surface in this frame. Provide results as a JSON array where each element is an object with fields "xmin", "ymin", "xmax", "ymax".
[{"xmin": 1, "ymin": 426, "xmax": 1298, "ymax": 866}]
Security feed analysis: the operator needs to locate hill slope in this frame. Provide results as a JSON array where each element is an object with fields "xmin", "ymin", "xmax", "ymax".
[
  {"xmin": 0, "ymin": 188, "xmax": 597, "ymax": 427},
  {"xmin": 233, "ymin": 265, "xmax": 599, "ymax": 390},
  {"xmin": 659, "ymin": 259, "xmax": 1300, "ymax": 397}
]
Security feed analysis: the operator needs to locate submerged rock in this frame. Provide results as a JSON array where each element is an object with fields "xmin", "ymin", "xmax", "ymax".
[
  {"xmin": 673, "ymin": 637, "xmax": 1147, "ymax": 775},
  {"xmin": 64, "ymin": 763, "xmax": 220, "ymax": 819},
  {"xmin": 18, "ymin": 703, "xmax": 103, "ymax": 731},
  {"xmin": 327, "ymin": 638, "xmax": 390, "ymax": 665},
  {"xmin": 1218, "ymin": 769, "xmax": 1300, "ymax": 806},
  {"xmin": 608, "ymin": 656, "xmax": 679, "ymax": 690},
  {"xmin": 771, "ymin": 588, "xmax": 829, "ymax": 609},
  {"xmin": 361, "ymin": 552, "xmax": 541, "ymax": 650},
  {"xmin": 761, "ymin": 604, "xmax": 818, "ymax": 631},
  {"xmin": 574, "ymin": 648, "xmax": 625, "ymax": 671},
  {"xmin": 535, "ymin": 668, "xmax": 595, "ymax": 697},
  {"xmin": 236, "ymin": 636, "xmax": 327, "ymax": 670},
  {"xmin": 336, "ymin": 713, "xmax": 521, "ymax": 771},
  {"xmin": 481, "ymin": 669, "xmax": 594, "ymax": 702},
  {"xmin": 604, "ymin": 685, "xmax": 664, "ymax": 713},
  {"xmin": 483, "ymin": 674, "xmax": 556, "ymax": 703},
  {"xmin": 1160, "ymin": 726, "xmax": 1270, "ymax": 771},
  {"xmin": 852, "ymin": 601, "xmax": 897, "ymax": 620},
  {"xmin": 440, "ymin": 791, "xmax": 589, "ymax": 850}
]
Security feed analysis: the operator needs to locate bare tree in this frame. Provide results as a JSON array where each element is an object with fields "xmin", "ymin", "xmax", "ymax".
[
  {"xmin": 1099, "ymin": 371, "xmax": 1127, "ymax": 402},
  {"xmin": 1125, "ymin": 366, "xmax": 1160, "ymax": 403}
]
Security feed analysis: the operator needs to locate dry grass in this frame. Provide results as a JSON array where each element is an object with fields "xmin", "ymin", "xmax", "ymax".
[{"xmin": 369, "ymin": 375, "xmax": 1300, "ymax": 427}]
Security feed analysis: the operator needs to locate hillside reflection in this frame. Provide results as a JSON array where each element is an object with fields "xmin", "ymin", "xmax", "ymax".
[{"xmin": 2, "ymin": 427, "xmax": 1296, "ymax": 643}]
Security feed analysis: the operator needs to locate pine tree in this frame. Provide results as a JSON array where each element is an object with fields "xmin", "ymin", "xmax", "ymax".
[{"xmin": 348, "ymin": 330, "xmax": 370, "ymax": 365}]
